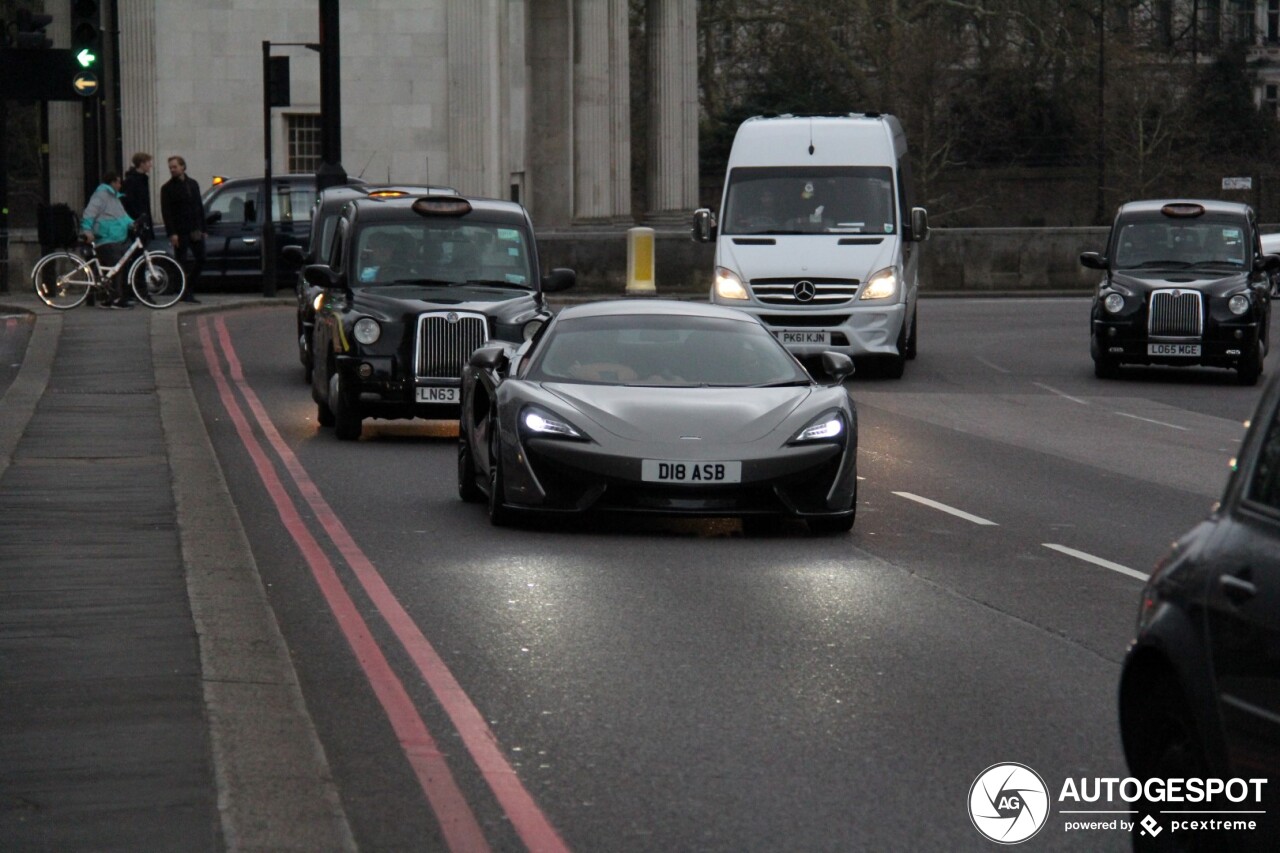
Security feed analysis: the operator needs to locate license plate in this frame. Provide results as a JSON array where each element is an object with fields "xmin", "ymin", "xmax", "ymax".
[
  {"xmin": 1147, "ymin": 343, "xmax": 1201, "ymax": 357},
  {"xmin": 777, "ymin": 330, "xmax": 830, "ymax": 346},
  {"xmin": 641, "ymin": 460, "xmax": 742, "ymax": 484},
  {"xmin": 415, "ymin": 386, "xmax": 459, "ymax": 403}
]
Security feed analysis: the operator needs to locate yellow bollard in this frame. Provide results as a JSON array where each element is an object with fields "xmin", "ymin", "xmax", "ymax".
[{"xmin": 626, "ymin": 226, "xmax": 657, "ymax": 295}]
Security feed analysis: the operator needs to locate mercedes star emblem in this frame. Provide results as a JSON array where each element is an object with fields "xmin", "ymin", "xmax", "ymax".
[{"xmin": 793, "ymin": 280, "xmax": 816, "ymax": 302}]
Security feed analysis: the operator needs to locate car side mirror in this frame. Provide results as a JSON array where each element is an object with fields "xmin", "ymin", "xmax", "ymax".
[
  {"xmin": 1080, "ymin": 251, "xmax": 1108, "ymax": 270},
  {"xmin": 282, "ymin": 245, "xmax": 306, "ymax": 266},
  {"xmin": 542, "ymin": 268, "xmax": 576, "ymax": 293},
  {"xmin": 692, "ymin": 208, "xmax": 718, "ymax": 243},
  {"xmin": 205, "ymin": 210, "xmax": 222, "ymax": 226},
  {"xmin": 469, "ymin": 343, "xmax": 508, "ymax": 371},
  {"xmin": 1255, "ymin": 254, "xmax": 1280, "ymax": 273},
  {"xmin": 909, "ymin": 207, "xmax": 929, "ymax": 242},
  {"xmin": 820, "ymin": 351, "xmax": 855, "ymax": 384},
  {"xmin": 303, "ymin": 263, "xmax": 343, "ymax": 291}
]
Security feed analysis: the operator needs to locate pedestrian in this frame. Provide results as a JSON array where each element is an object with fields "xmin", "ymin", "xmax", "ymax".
[
  {"xmin": 121, "ymin": 152, "xmax": 153, "ymax": 234},
  {"xmin": 160, "ymin": 154, "xmax": 205, "ymax": 303},
  {"xmin": 80, "ymin": 171, "xmax": 135, "ymax": 308}
]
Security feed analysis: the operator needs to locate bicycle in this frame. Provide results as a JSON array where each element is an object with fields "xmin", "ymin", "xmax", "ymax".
[{"xmin": 31, "ymin": 217, "xmax": 186, "ymax": 310}]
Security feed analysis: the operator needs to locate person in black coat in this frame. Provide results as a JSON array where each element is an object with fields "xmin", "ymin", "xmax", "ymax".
[
  {"xmin": 160, "ymin": 155, "xmax": 205, "ymax": 303},
  {"xmin": 120, "ymin": 152, "xmax": 153, "ymax": 231}
]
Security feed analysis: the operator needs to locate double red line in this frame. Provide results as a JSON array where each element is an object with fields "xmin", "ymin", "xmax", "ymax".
[{"xmin": 199, "ymin": 315, "xmax": 568, "ymax": 853}]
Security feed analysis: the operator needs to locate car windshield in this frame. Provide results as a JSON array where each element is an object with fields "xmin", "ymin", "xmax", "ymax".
[
  {"xmin": 723, "ymin": 166, "xmax": 896, "ymax": 236},
  {"xmin": 351, "ymin": 221, "xmax": 535, "ymax": 287},
  {"xmin": 1113, "ymin": 217, "xmax": 1249, "ymax": 269},
  {"xmin": 527, "ymin": 314, "xmax": 811, "ymax": 387}
]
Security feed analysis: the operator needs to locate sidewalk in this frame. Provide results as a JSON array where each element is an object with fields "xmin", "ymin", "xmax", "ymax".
[{"xmin": 0, "ymin": 288, "xmax": 354, "ymax": 851}]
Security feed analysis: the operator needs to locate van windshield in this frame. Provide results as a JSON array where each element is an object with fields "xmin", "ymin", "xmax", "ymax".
[{"xmin": 723, "ymin": 166, "xmax": 896, "ymax": 236}]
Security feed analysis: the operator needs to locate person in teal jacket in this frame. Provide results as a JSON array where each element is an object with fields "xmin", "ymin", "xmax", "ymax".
[{"xmin": 80, "ymin": 171, "xmax": 135, "ymax": 308}]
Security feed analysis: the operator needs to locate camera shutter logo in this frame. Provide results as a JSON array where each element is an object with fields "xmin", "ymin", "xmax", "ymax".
[
  {"xmin": 793, "ymin": 280, "xmax": 816, "ymax": 302},
  {"xmin": 968, "ymin": 763, "xmax": 1050, "ymax": 844}
]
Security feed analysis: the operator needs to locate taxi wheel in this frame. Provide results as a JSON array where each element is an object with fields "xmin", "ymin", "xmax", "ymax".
[
  {"xmin": 333, "ymin": 374, "xmax": 363, "ymax": 441},
  {"xmin": 317, "ymin": 401, "xmax": 334, "ymax": 427},
  {"xmin": 458, "ymin": 436, "xmax": 483, "ymax": 503},
  {"xmin": 1237, "ymin": 343, "xmax": 1263, "ymax": 386}
]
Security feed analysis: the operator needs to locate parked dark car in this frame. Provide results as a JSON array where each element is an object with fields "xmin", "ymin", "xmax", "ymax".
[
  {"xmin": 1119, "ymin": 374, "xmax": 1280, "ymax": 851},
  {"xmin": 307, "ymin": 192, "xmax": 575, "ymax": 440},
  {"xmin": 458, "ymin": 299, "xmax": 859, "ymax": 533},
  {"xmin": 286, "ymin": 183, "xmax": 457, "ymax": 383},
  {"xmin": 1081, "ymin": 199, "xmax": 1278, "ymax": 385},
  {"xmin": 151, "ymin": 174, "xmax": 364, "ymax": 287}
]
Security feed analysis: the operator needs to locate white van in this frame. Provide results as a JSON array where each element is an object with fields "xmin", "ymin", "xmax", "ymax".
[{"xmin": 693, "ymin": 113, "xmax": 928, "ymax": 378}]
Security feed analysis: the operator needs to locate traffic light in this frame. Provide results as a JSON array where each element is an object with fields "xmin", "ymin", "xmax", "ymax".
[
  {"xmin": 70, "ymin": 0, "xmax": 101, "ymax": 66},
  {"xmin": 14, "ymin": 8, "xmax": 54, "ymax": 49}
]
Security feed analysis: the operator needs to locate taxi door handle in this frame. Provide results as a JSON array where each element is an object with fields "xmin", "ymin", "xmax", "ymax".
[
  {"xmin": 1219, "ymin": 573, "xmax": 1257, "ymax": 605},
  {"xmin": 242, "ymin": 238, "xmax": 258, "ymax": 246}
]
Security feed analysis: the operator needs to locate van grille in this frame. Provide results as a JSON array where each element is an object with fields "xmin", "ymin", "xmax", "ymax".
[
  {"xmin": 750, "ymin": 277, "xmax": 860, "ymax": 305},
  {"xmin": 1148, "ymin": 289, "xmax": 1203, "ymax": 338},
  {"xmin": 416, "ymin": 312, "xmax": 488, "ymax": 379}
]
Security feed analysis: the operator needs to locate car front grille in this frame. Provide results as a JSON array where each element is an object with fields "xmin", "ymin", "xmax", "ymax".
[
  {"xmin": 750, "ymin": 277, "xmax": 860, "ymax": 305},
  {"xmin": 1148, "ymin": 289, "xmax": 1203, "ymax": 338},
  {"xmin": 415, "ymin": 312, "xmax": 488, "ymax": 379}
]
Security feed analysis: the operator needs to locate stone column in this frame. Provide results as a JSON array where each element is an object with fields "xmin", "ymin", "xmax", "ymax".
[
  {"xmin": 117, "ymin": 0, "xmax": 159, "ymax": 212},
  {"xmin": 448, "ymin": 0, "xmax": 502, "ymax": 197},
  {"xmin": 608, "ymin": 0, "xmax": 632, "ymax": 222},
  {"xmin": 645, "ymin": 0, "xmax": 697, "ymax": 221},
  {"xmin": 573, "ymin": 0, "xmax": 611, "ymax": 221},
  {"xmin": 528, "ymin": 0, "xmax": 574, "ymax": 227}
]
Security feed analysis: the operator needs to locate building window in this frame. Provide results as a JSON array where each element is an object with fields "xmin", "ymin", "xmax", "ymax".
[
  {"xmin": 1267, "ymin": 84, "xmax": 1279, "ymax": 116},
  {"xmin": 1270, "ymin": 0, "xmax": 1280, "ymax": 42},
  {"xmin": 287, "ymin": 114, "xmax": 322, "ymax": 174}
]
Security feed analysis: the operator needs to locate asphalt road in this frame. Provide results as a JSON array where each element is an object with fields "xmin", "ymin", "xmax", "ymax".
[{"xmin": 179, "ymin": 297, "xmax": 1268, "ymax": 851}]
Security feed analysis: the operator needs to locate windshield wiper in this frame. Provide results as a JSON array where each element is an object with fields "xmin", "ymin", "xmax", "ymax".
[
  {"xmin": 1125, "ymin": 260, "xmax": 1192, "ymax": 269},
  {"xmin": 372, "ymin": 278, "xmax": 459, "ymax": 286},
  {"xmin": 750, "ymin": 379, "xmax": 811, "ymax": 387},
  {"xmin": 1186, "ymin": 260, "xmax": 1244, "ymax": 270},
  {"xmin": 462, "ymin": 279, "xmax": 535, "ymax": 290}
]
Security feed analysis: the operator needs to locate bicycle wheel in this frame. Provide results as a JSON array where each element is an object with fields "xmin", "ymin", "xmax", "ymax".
[
  {"xmin": 129, "ymin": 252, "xmax": 186, "ymax": 308},
  {"xmin": 31, "ymin": 252, "xmax": 94, "ymax": 309}
]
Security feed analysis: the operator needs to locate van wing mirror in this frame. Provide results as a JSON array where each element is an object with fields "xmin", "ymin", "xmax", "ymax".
[
  {"xmin": 909, "ymin": 207, "xmax": 929, "ymax": 242},
  {"xmin": 1080, "ymin": 252, "xmax": 1108, "ymax": 270},
  {"xmin": 692, "ymin": 208, "xmax": 717, "ymax": 243}
]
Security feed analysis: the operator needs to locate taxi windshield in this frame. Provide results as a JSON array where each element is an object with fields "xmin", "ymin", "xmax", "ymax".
[
  {"xmin": 1113, "ymin": 217, "xmax": 1249, "ymax": 269},
  {"xmin": 351, "ymin": 221, "xmax": 534, "ymax": 287}
]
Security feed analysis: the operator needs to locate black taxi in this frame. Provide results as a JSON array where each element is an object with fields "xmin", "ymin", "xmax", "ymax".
[
  {"xmin": 1081, "ymin": 199, "xmax": 1278, "ymax": 385},
  {"xmin": 306, "ymin": 193, "xmax": 575, "ymax": 440}
]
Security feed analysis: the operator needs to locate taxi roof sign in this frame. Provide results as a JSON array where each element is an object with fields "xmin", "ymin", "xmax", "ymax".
[
  {"xmin": 413, "ymin": 196, "xmax": 472, "ymax": 217},
  {"xmin": 1160, "ymin": 203, "xmax": 1205, "ymax": 218}
]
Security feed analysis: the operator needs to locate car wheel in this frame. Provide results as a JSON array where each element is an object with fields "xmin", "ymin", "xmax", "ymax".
[
  {"xmin": 487, "ymin": 434, "xmax": 514, "ymax": 526},
  {"xmin": 458, "ymin": 435, "xmax": 483, "ymax": 503},
  {"xmin": 879, "ymin": 319, "xmax": 908, "ymax": 379},
  {"xmin": 904, "ymin": 306, "xmax": 918, "ymax": 360},
  {"xmin": 1237, "ymin": 343, "xmax": 1263, "ymax": 386},
  {"xmin": 299, "ymin": 330, "xmax": 313, "ymax": 384},
  {"xmin": 1127, "ymin": 678, "xmax": 1208, "ymax": 852},
  {"xmin": 332, "ymin": 373, "xmax": 363, "ymax": 441}
]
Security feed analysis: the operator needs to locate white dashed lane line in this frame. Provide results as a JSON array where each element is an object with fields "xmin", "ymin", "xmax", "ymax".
[
  {"xmin": 1042, "ymin": 543, "xmax": 1148, "ymax": 581},
  {"xmin": 1112, "ymin": 411, "xmax": 1190, "ymax": 431},
  {"xmin": 892, "ymin": 492, "xmax": 999, "ymax": 526},
  {"xmin": 1032, "ymin": 381, "xmax": 1089, "ymax": 405}
]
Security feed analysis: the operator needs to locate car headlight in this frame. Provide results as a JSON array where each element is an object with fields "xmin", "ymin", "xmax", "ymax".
[
  {"xmin": 1228, "ymin": 293, "xmax": 1250, "ymax": 316},
  {"xmin": 714, "ymin": 267, "xmax": 748, "ymax": 300},
  {"xmin": 788, "ymin": 411, "xmax": 845, "ymax": 444},
  {"xmin": 353, "ymin": 317, "xmax": 381, "ymax": 345},
  {"xmin": 1104, "ymin": 292, "xmax": 1125, "ymax": 313},
  {"xmin": 860, "ymin": 267, "xmax": 898, "ymax": 300},
  {"xmin": 521, "ymin": 406, "xmax": 589, "ymax": 440}
]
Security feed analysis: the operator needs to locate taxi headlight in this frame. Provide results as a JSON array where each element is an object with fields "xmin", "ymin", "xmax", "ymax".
[
  {"xmin": 1228, "ymin": 294, "xmax": 1250, "ymax": 316},
  {"xmin": 1104, "ymin": 292, "xmax": 1126, "ymax": 313},
  {"xmin": 521, "ymin": 406, "xmax": 589, "ymax": 441},
  {"xmin": 714, "ymin": 267, "xmax": 748, "ymax": 300},
  {"xmin": 788, "ymin": 411, "xmax": 845, "ymax": 444},
  {"xmin": 353, "ymin": 318, "xmax": 381, "ymax": 345},
  {"xmin": 313, "ymin": 292, "xmax": 326, "ymax": 312},
  {"xmin": 860, "ymin": 267, "xmax": 898, "ymax": 300}
]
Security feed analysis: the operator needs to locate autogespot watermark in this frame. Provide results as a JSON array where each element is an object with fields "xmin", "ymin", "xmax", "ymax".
[{"xmin": 968, "ymin": 763, "xmax": 1270, "ymax": 845}]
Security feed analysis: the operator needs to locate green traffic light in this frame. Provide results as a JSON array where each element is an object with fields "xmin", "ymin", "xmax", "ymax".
[{"xmin": 76, "ymin": 49, "xmax": 97, "ymax": 68}]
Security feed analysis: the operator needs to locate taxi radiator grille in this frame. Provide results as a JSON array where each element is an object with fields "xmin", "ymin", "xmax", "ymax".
[
  {"xmin": 1148, "ymin": 289, "xmax": 1203, "ymax": 338},
  {"xmin": 750, "ymin": 277, "xmax": 860, "ymax": 305},
  {"xmin": 416, "ymin": 313, "xmax": 488, "ymax": 379}
]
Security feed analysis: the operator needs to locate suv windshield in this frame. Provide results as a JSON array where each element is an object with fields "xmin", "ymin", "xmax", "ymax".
[
  {"xmin": 723, "ymin": 166, "xmax": 896, "ymax": 236},
  {"xmin": 1113, "ymin": 216, "xmax": 1249, "ymax": 269},
  {"xmin": 352, "ymin": 221, "xmax": 535, "ymax": 287}
]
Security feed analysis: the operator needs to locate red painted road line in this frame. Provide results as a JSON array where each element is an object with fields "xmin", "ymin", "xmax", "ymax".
[
  {"xmin": 198, "ymin": 319, "xmax": 491, "ymax": 853},
  {"xmin": 212, "ymin": 316, "xmax": 570, "ymax": 853}
]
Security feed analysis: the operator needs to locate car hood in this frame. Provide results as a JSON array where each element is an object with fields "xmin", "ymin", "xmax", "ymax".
[
  {"xmin": 1111, "ymin": 269, "xmax": 1251, "ymax": 296},
  {"xmin": 539, "ymin": 383, "xmax": 815, "ymax": 443},
  {"xmin": 718, "ymin": 235, "xmax": 897, "ymax": 281},
  {"xmin": 352, "ymin": 286, "xmax": 538, "ymax": 315}
]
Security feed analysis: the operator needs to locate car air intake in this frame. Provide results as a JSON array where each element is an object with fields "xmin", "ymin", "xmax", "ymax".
[
  {"xmin": 1148, "ymin": 289, "xmax": 1203, "ymax": 338},
  {"xmin": 416, "ymin": 312, "xmax": 488, "ymax": 378}
]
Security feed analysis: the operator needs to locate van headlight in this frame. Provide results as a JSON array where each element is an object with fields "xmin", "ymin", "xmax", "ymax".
[
  {"xmin": 860, "ymin": 267, "xmax": 898, "ymax": 300},
  {"xmin": 353, "ymin": 317, "xmax": 381, "ymax": 345},
  {"xmin": 714, "ymin": 267, "xmax": 749, "ymax": 300}
]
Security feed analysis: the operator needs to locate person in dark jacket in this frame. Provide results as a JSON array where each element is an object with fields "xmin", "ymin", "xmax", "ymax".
[
  {"xmin": 121, "ymin": 152, "xmax": 153, "ymax": 230},
  {"xmin": 160, "ymin": 155, "xmax": 205, "ymax": 303}
]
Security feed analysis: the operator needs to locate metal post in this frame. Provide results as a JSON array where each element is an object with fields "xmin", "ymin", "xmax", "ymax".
[
  {"xmin": 315, "ymin": 0, "xmax": 346, "ymax": 191},
  {"xmin": 0, "ymin": 99, "xmax": 9, "ymax": 294},
  {"xmin": 262, "ymin": 40, "xmax": 276, "ymax": 296}
]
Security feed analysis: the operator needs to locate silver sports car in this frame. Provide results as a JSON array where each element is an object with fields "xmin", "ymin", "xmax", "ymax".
[{"xmin": 458, "ymin": 299, "xmax": 858, "ymax": 534}]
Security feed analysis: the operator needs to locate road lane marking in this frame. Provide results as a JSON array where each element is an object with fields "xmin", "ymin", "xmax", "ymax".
[
  {"xmin": 207, "ymin": 317, "xmax": 569, "ymax": 853},
  {"xmin": 1113, "ymin": 411, "xmax": 1190, "ymax": 431},
  {"xmin": 199, "ymin": 320, "xmax": 493, "ymax": 853},
  {"xmin": 1032, "ymin": 382, "xmax": 1088, "ymax": 405},
  {"xmin": 1042, "ymin": 544, "xmax": 1148, "ymax": 581},
  {"xmin": 975, "ymin": 356, "xmax": 1011, "ymax": 374},
  {"xmin": 892, "ymin": 492, "xmax": 998, "ymax": 526}
]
